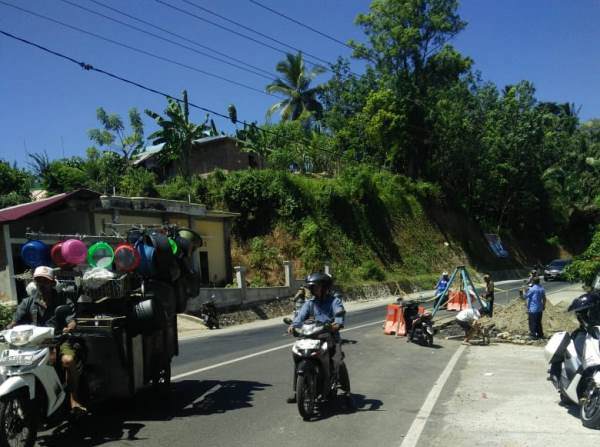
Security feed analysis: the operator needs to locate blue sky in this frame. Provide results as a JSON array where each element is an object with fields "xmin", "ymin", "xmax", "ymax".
[{"xmin": 0, "ymin": 0, "xmax": 598, "ymax": 167}]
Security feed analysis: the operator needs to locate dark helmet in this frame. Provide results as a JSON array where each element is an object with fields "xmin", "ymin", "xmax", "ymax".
[
  {"xmin": 568, "ymin": 293, "xmax": 600, "ymax": 326},
  {"xmin": 305, "ymin": 272, "xmax": 332, "ymax": 289}
]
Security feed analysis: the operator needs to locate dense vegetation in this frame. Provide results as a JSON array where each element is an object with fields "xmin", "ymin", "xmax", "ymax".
[{"xmin": 3, "ymin": 0, "xmax": 600, "ymax": 284}]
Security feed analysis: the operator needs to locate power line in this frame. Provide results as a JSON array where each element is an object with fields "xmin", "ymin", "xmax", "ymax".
[
  {"xmin": 249, "ymin": 0, "xmax": 354, "ymax": 50},
  {"xmin": 0, "ymin": 0, "xmax": 274, "ymax": 97},
  {"xmin": 57, "ymin": 0, "xmax": 273, "ymax": 81},
  {"xmin": 0, "ymin": 29, "xmax": 341, "ymax": 159},
  {"xmin": 154, "ymin": 0, "xmax": 329, "ymax": 71},
  {"xmin": 179, "ymin": 0, "xmax": 333, "ymax": 67},
  {"xmin": 84, "ymin": 0, "xmax": 275, "ymax": 79}
]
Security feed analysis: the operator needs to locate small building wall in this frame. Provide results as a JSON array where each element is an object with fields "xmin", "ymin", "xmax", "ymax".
[{"xmin": 191, "ymin": 219, "xmax": 227, "ymax": 285}]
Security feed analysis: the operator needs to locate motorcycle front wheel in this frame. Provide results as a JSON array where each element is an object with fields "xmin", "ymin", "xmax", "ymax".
[
  {"xmin": 0, "ymin": 392, "xmax": 38, "ymax": 447},
  {"xmin": 296, "ymin": 372, "xmax": 317, "ymax": 421},
  {"xmin": 425, "ymin": 333, "xmax": 434, "ymax": 347},
  {"xmin": 581, "ymin": 382, "xmax": 600, "ymax": 428}
]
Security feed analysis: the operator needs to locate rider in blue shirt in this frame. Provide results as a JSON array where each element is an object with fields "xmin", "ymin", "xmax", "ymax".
[
  {"xmin": 286, "ymin": 272, "xmax": 352, "ymax": 407},
  {"xmin": 436, "ymin": 271, "xmax": 450, "ymax": 300}
]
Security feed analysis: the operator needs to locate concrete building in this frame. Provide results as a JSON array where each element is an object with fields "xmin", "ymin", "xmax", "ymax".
[
  {"xmin": 133, "ymin": 135, "xmax": 262, "ymax": 181},
  {"xmin": 0, "ymin": 189, "xmax": 237, "ymax": 304}
]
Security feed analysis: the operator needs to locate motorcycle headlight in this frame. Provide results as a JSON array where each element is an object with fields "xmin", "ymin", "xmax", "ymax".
[
  {"xmin": 9, "ymin": 329, "xmax": 33, "ymax": 347},
  {"xmin": 320, "ymin": 341, "xmax": 328, "ymax": 353}
]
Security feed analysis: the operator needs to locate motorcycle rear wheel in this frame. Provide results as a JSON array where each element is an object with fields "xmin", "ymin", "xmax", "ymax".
[
  {"xmin": 296, "ymin": 373, "xmax": 317, "ymax": 421},
  {"xmin": 0, "ymin": 391, "xmax": 38, "ymax": 447},
  {"xmin": 581, "ymin": 382, "xmax": 600, "ymax": 428}
]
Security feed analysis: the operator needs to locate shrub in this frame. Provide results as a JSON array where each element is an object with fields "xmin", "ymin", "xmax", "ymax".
[{"xmin": 358, "ymin": 260, "xmax": 385, "ymax": 281}]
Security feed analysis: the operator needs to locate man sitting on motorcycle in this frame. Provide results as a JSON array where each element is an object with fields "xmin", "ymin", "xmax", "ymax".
[
  {"xmin": 7, "ymin": 266, "xmax": 86, "ymax": 415},
  {"xmin": 286, "ymin": 272, "xmax": 352, "ymax": 406}
]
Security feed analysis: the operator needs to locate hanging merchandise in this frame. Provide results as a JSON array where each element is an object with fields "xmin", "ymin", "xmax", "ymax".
[
  {"xmin": 114, "ymin": 243, "xmax": 141, "ymax": 272},
  {"xmin": 136, "ymin": 240, "xmax": 157, "ymax": 277},
  {"xmin": 21, "ymin": 240, "xmax": 50, "ymax": 268},
  {"xmin": 61, "ymin": 239, "xmax": 88, "ymax": 265},
  {"xmin": 50, "ymin": 242, "xmax": 69, "ymax": 267},
  {"xmin": 87, "ymin": 241, "xmax": 115, "ymax": 269},
  {"xmin": 168, "ymin": 238, "xmax": 179, "ymax": 256}
]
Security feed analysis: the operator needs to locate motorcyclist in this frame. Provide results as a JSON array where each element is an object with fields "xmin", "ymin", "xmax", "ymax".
[
  {"xmin": 7, "ymin": 266, "xmax": 86, "ymax": 416},
  {"xmin": 286, "ymin": 272, "xmax": 352, "ymax": 406}
]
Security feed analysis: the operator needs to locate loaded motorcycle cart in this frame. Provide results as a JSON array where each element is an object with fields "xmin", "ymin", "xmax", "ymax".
[{"xmin": 0, "ymin": 225, "xmax": 202, "ymax": 447}]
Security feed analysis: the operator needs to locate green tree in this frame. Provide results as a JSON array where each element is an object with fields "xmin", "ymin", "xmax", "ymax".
[
  {"xmin": 88, "ymin": 107, "xmax": 144, "ymax": 160},
  {"xmin": 266, "ymin": 52, "xmax": 325, "ymax": 121},
  {"xmin": 145, "ymin": 90, "xmax": 215, "ymax": 180},
  {"xmin": 348, "ymin": 0, "xmax": 472, "ymax": 177},
  {"xmin": 0, "ymin": 160, "xmax": 31, "ymax": 207}
]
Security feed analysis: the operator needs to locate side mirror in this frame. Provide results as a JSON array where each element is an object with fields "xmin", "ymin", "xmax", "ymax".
[{"xmin": 54, "ymin": 304, "xmax": 72, "ymax": 332}]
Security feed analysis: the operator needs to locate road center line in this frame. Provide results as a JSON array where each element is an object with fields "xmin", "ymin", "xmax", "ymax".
[
  {"xmin": 399, "ymin": 344, "xmax": 466, "ymax": 447},
  {"xmin": 172, "ymin": 319, "xmax": 384, "ymax": 381}
]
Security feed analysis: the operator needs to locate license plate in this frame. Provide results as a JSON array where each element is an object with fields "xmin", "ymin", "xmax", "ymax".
[
  {"xmin": 0, "ymin": 350, "xmax": 34, "ymax": 366},
  {"xmin": 295, "ymin": 339, "xmax": 321, "ymax": 350}
]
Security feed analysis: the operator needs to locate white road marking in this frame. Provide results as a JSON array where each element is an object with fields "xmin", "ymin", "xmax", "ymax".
[
  {"xmin": 172, "ymin": 319, "xmax": 384, "ymax": 381},
  {"xmin": 186, "ymin": 383, "xmax": 222, "ymax": 409},
  {"xmin": 399, "ymin": 344, "xmax": 466, "ymax": 447}
]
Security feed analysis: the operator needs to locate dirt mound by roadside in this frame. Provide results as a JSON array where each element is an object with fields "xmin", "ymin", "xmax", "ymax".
[{"xmin": 482, "ymin": 298, "xmax": 578, "ymax": 337}]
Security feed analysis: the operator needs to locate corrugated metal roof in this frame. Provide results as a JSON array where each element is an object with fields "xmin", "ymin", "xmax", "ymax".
[
  {"xmin": 133, "ymin": 135, "xmax": 236, "ymax": 166},
  {"xmin": 0, "ymin": 189, "xmax": 100, "ymax": 223}
]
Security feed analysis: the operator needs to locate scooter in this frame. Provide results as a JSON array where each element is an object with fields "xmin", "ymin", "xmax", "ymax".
[
  {"xmin": 408, "ymin": 311, "xmax": 434, "ymax": 347},
  {"xmin": 545, "ymin": 329, "xmax": 600, "ymax": 428},
  {"xmin": 199, "ymin": 297, "xmax": 219, "ymax": 329},
  {"xmin": 289, "ymin": 321, "xmax": 349, "ymax": 421},
  {"xmin": 0, "ymin": 306, "xmax": 74, "ymax": 447}
]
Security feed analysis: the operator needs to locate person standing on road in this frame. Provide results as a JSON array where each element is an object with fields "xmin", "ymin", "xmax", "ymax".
[
  {"xmin": 525, "ymin": 277, "xmax": 546, "ymax": 340},
  {"xmin": 436, "ymin": 271, "xmax": 450, "ymax": 303},
  {"xmin": 483, "ymin": 274, "xmax": 495, "ymax": 317}
]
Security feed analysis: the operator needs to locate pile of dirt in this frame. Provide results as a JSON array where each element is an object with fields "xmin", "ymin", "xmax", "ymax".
[{"xmin": 481, "ymin": 298, "xmax": 579, "ymax": 340}]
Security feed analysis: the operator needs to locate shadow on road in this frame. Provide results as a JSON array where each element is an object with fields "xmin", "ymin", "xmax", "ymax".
[
  {"xmin": 316, "ymin": 393, "xmax": 384, "ymax": 421},
  {"xmin": 38, "ymin": 379, "xmax": 271, "ymax": 447}
]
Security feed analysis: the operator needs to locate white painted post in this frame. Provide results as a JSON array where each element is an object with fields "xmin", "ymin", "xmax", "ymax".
[
  {"xmin": 283, "ymin": 261, "xmax": 292, "ymax": 288},
  {"xmin": 324, "ymin": 265, "xmax": 331, "ymax": 276},
  {"xmin": 3, "ymin": 225, "xmax": 17, "ymax": 304},
  {"xmin": 235, "ymin": 266, "xmax": 247, "ymax": 305}
]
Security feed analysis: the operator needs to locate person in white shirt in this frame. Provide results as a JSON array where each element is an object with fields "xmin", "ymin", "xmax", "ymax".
[{"xmin": 455, "ymin": 307, "xmax": 481, "ymax": 345}]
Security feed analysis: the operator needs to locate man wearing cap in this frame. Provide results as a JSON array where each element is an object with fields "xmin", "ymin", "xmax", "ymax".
[
  {"xmin": 435, "ymin": 271, "xmax": 450, "ymax": 303},
  {"xmin": 7, "ymin": 266, "xmax": 86, "ymax": 415}
]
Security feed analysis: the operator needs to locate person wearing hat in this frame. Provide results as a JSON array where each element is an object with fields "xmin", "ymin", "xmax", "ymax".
[
  {"xmin": 435, "ymin": 271, "xmax": 450, "ymax": 303},
  {"xmin": 7, "ymin": 266, "xmax": 86, "ymax": 415}
]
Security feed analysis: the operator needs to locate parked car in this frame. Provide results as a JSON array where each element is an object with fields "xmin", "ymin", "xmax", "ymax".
[{"xmin": 543, "ymin": 259, "xmax": 572, "ymax": 281}]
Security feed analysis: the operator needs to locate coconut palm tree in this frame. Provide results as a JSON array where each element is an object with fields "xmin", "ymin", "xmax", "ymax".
[{"xmin": 266, "ymin": 52, "xmax": 325, "ymax": 121}]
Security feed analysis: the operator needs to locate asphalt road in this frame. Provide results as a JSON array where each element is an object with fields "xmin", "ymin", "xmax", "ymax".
[{"xmin": 36, "ymin": 280, "xmax": 570, "ymax": 447}]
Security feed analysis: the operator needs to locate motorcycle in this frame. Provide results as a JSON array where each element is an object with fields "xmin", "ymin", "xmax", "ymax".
[
  {"xmin": 199, "ymin": 298, "xmax": 219, "ymax": 329},
  {"xmin": 545, "ymin": 328, "xmax": 600, "ymax": 428},
  {"xmin": 290, "ymin": 320, "xmax": 349, "ymax": 420},
  {"xmin": 408, "ymin": 311, "xmax": 434, "ymax": 347},
  {"xmin": 0, "ymin": 306, "xmax": 75, "ymax": 447}
]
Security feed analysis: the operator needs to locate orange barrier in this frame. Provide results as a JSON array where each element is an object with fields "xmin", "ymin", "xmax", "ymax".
[
  {"xmin": 447, "ymin": 290, "xmax": 469, "ymax": 311},
  {"xmin": 383, "ymin": 304, "xmax": 406, "ymax": 336}
]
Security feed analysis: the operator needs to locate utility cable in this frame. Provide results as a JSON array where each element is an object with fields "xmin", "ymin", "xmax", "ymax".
[
  {"xmin": 154, "ymin": 0, "xmax": 329, "ymax": 71},
  {"xmin": 248, "ymin": 0, "xmax": 354, "ymax": 50},
  {"xmin": 83, "ymin": 0, "xmax": 275, "ymax": 79},
  {"xmin": 0, "ymin": 1, "xmax": 275, "ymax": 97},
  {"xmin": 0, "ymin": 29, "xmax": 342, "ymax": 159},
  {"xmin": 179, "ymin": 0, "xmax": 332, "ymax": 67}
]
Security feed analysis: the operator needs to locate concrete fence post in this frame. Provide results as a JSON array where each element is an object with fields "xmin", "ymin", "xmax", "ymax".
[
  {"xmin": 324, "ymin": 265, "xmax": 331, "ymax": 276},
  {"xmin": 284, "ymin": 260, "xmax": 293, "ymax": 290},
  {"xmin": 235, "ymin": 266, "xmax": 247, "ymax": 306}
]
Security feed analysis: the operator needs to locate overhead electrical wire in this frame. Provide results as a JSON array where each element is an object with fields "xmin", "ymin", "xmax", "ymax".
[
  {"xmin": 83, "ymin": 0, "xmax": 275, "ymax": 79},
  {"xmin": 57, "ymin": 0, "xmax": 273, "ymax": 81},
  {"xmin": 179, "ymin": 0, "xmax": 333, "ymax": 67},
  {"xmin": 154, "ymin": 0, "xmax": 330, "ymax": 71},
  {"xmin": 0, "ymin": 29, "xmax": 342, "ymax": 158},
  {"xmin": 248, "ymin": 0, "xmax": 354, "ymax": 50},
  {"xmin": 0, "ymin": 1, "xmax": 276, "ymax": 98}
]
